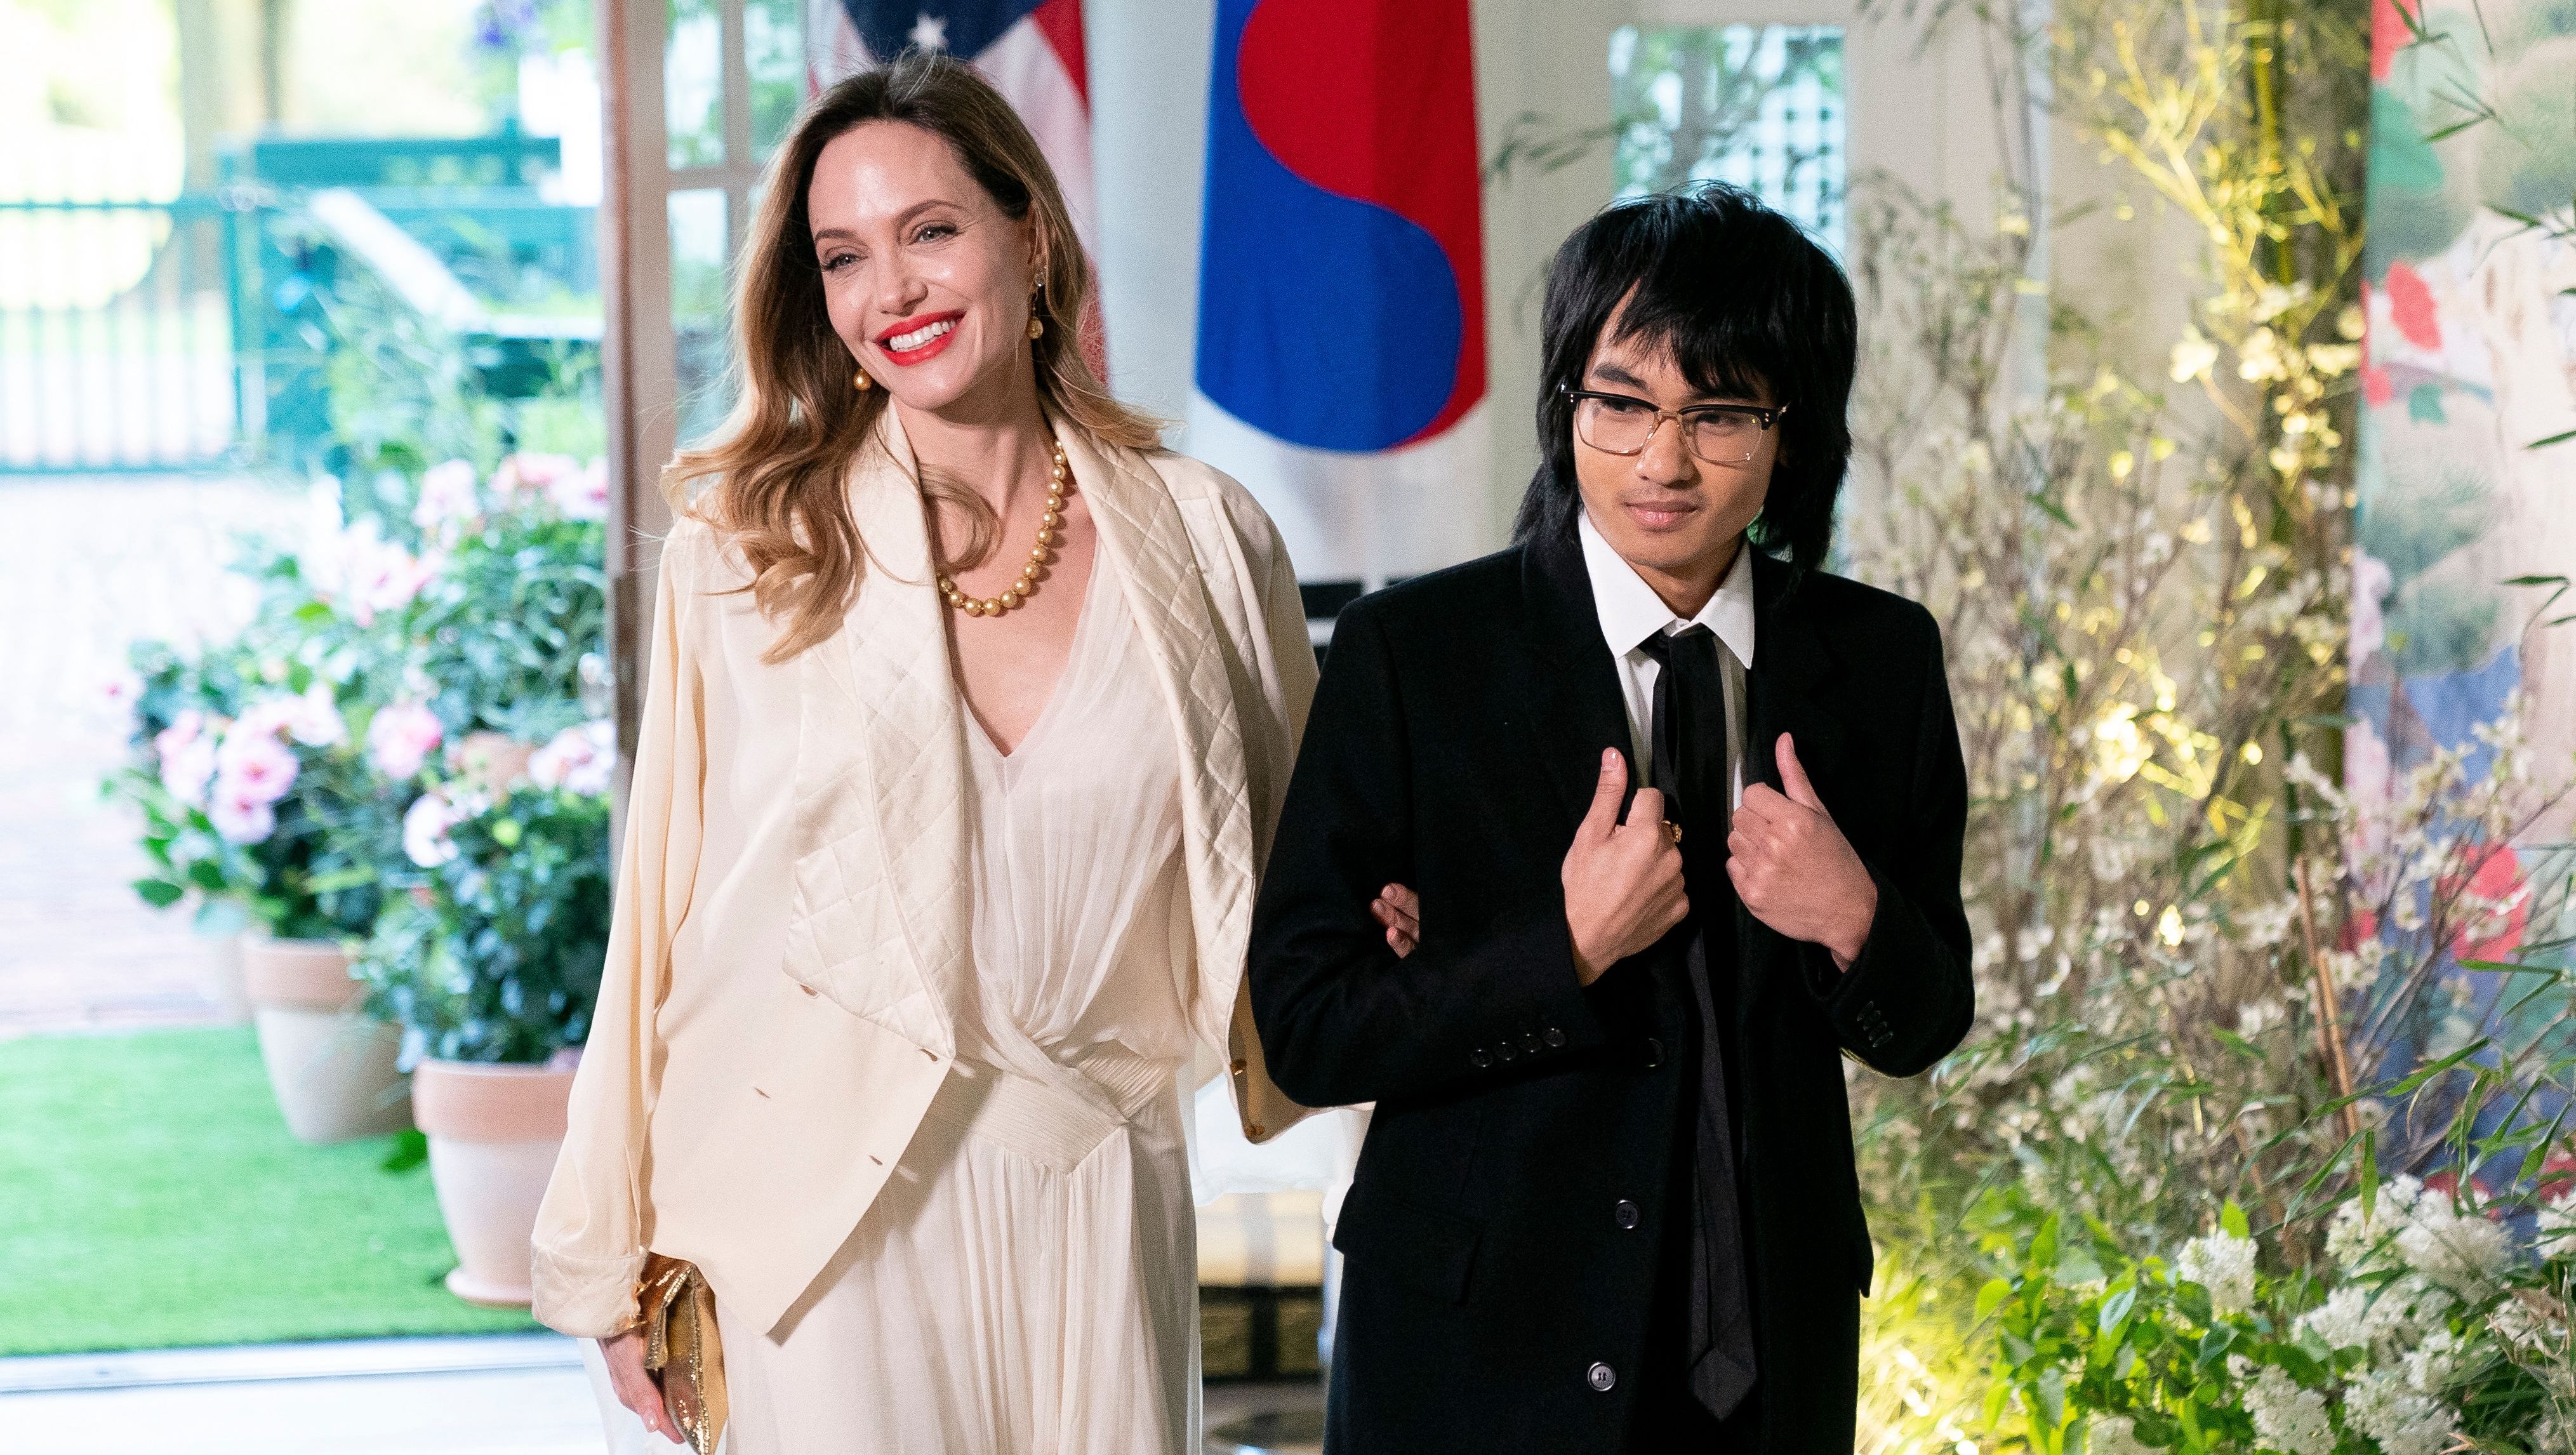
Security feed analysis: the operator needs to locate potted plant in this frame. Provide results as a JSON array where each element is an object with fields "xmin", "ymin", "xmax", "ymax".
[
  {"xmin": 355, "ymin": 454, "xmax": 613, "ymax": 1306},
  {"xmin": 112, "ymin": 618, "xmax": 416, "ymax": 1143}
]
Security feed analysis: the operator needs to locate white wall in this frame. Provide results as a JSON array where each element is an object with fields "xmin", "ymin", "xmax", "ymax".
[{"xmin": 1087, "ymin": 0, "xmax": 2027, "ymax": 570}]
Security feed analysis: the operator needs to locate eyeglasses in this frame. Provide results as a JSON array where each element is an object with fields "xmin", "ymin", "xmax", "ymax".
[{"xmin": 1562, "ymin": 386, "xmax": 1789, "ymax": 467}]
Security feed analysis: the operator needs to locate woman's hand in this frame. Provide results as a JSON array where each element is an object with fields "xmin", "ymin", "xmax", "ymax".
[{"xmin": 599, "ymin": 1327, "xmax": 686, "ymax": 1444}]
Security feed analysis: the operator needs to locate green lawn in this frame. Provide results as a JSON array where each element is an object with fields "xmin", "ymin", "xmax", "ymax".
[{"xmin": 0, "ymin": 1027, "xmax": 538, "ymax": 1355}]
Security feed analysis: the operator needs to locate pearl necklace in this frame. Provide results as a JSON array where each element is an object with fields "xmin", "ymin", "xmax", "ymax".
[{"xmin": 938, "ymin": 437, "xmax": 1070, "ymax": 618}]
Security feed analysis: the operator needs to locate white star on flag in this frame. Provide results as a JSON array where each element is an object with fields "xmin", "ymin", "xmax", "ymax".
[{"xmin": 908, "ymin": 12, "xmax": 948, "ymax": 50}]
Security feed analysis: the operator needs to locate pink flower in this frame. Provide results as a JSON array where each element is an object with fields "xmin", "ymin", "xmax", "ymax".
[
  {"xmin": 208, "ymin": 777, "xmax": 278, "ymax": 845},
  {"xmin": 528, "ymin": 719, "xmax": 616, "ymax": 796},
  {"xmin": 282, "ymin": 684, "xmax": 347, "ymax": 748},
  {"xmin": 402, "ymin": 792, "xmax": 468, "ymax": 868},
  {"xmin": 492, "ymin": 452, "xmax": 580, "ymax": 496},
  {"xmin": 414, "ymin": 460, "xmax": 482, "ymax": 532},
  {"xmin": 99, "ymin": 667, "xmax": 144, "ymax": 712},
  {"xmin": 215, "ymin": 730, "xmax": 300, "ymax": 806},
  {"xmin": 548, "ymin": 458, "xmax": 611, "ymax": 522},
  {"xmin": 367, "ymin": 702, "xmax": 445, "ymax": 781},
  {"xmin": 159, "ymin": 733, "xmax": 218, "ymax": 807}
]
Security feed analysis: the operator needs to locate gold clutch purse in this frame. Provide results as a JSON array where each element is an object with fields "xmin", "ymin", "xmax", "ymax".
[{"xmin": 637, "ymin": 1254, "xmax": 727, "ymax": 1454}]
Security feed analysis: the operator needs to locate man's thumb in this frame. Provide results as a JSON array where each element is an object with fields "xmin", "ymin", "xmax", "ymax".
[
  {"xmin": 1581, "ymin": 748, "xmax": 1628, "ymax": 836},
  {"xmin": 1777, "ymin": 733, "xmax": 1824, "ymax": 809}
]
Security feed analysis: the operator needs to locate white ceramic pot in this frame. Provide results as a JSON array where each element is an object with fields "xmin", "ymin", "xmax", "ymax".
[
  {"xmin": 413, "ymin": 1058, "xmax": 578, "ymax": 1308},
  {"xmin": 241, "ymin": 937, "xmax": 411, "ymax": 1143},
  {"xmin": 196, "ymin": 931, "xmax": 251, "ymax": 1025}
]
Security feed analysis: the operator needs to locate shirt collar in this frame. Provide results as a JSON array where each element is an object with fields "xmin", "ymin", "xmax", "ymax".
[{"xmin": 1576, "ymin": 505, "xmax": 1758, "ymax": 668}]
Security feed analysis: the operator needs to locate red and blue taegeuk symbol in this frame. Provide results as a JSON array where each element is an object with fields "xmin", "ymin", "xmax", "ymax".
[{"xmin": 1195, "ymin": 0, "xmax": 1486, "ymax": 453}]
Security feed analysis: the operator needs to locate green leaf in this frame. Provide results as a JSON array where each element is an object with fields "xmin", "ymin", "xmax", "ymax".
[
  {"xmin": 131, "ymin": 878, "xmax": 186, "ymax": 908},
  {"xmin": 2526, "ymin": 429, "xmax": 2576, "ymax": 450},
  {"xmin": 2036, "ymin": 1364, "xmax": 2068, "ymax": 1432},
  {"xmin": 1977, "ymin": 1277, "xmax": 2015, "ymax": 1322},
  {"xmin": 491, "ymin": 818, "xmax": 523, "ymax": 848},
  {"xmin": 2194, "ymin": 1324, "xmax": 2237, "ymax": 1369},
  {"xmin": 2099, "ymin": 1280, "xmax": 2138, "ymax": 1335},
  {"xmin": 186, "ymin": 859, "xmax": 227, "ymax": 893},
  {"xmin": 380, "ymin": 1128, "xmax": 428, "ymax": 1173},
  {"xmin": 2220, "ymin": 1199, "xmax": 2250, "ymax": 1239}
]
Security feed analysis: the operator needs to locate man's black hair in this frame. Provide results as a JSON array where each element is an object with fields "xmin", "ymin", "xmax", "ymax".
[{"xmin": 1511, "ymin": 182, "xmax": 1858, "ymax": 577}]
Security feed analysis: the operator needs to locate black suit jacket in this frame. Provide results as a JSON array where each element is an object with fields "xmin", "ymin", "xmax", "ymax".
[{"xmin": 1247, "ymin": 529, "xmax": 1973, "ymax": 1454}]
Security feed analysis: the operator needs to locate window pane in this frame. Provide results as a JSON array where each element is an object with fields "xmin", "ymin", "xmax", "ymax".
[
  {"xmin": 669, "ymin": 189, "xmax": 732, "ymax": 446},
  {"xmin": 667, "ymin": 0, "xmax": 725, "ymax": 169},
  {"xmin": 748, "ymin": 0, "xmax": 806, "ymax": 163},
  {"xmin": 1609, "ymin": 25, "xmax": 1847, "ymax": 255}
]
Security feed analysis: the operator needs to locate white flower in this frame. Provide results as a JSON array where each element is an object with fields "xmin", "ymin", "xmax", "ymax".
[
  {"xmin": 2344, "ymin": 1369, "xmax": 2453, "ymax": 1455},
  {"xmin": 2403, "ymin": 1327, "xmax": 2462, "ymax": 1394},
  {"xmin": 547, "ymin": 458, "xmax": 609, "ymax": 521},
  {"xmin": 207, "ymin": 776, "xmax": 277, "ymax": 845},
  {"xmin": 414, "ymin": 460, "xmax": 481, "ymax": 531},
  {"xmin": 528, "ymin": 719, "xmax": 616, "ymax": 797},
  {"xmin": 238, "ymin": 686, "xmax": 344, "ymax": 749},
  {"xmin": 402, "ymin": 792, "xmax": 468, "ymax": 868},
  {"xmin": 366, "ymin": 702, "xmax": 445, "ymax": 781},
  {"xmin": 2243, "ymin": 1365, "xmax": 2334, "ymax": 1455},
  {"xmin": 2087, "ymin": 1414, "xmax": 2149, "ymax": 1455},
  {"xmin": 2170, "ymin": 328, "xmax": 2220, "ymax": 383},
  {"xmin": 2175, "ymin": 1232, "xmax": 2257, "ymax": 1314},
  {"xmin": 2294, "ymin": 1285, "xmax": 2375, "ymax": 1351},
  {"xmin": 2398, "ymin": 1195, "xmax": 2508, "ymax": 1291},
  {"xmin": 213, "ymin": 730, "xmax": 300, "ymax": 807},
  {"xmin": 281, "ymin": 684, "xmax": 346, "ymax": 748}
]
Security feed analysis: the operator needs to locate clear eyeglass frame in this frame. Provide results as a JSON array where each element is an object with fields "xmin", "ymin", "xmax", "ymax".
[{"xmin": 1562, "ymin": 385, "xmax": 1789, "ymax": 467}]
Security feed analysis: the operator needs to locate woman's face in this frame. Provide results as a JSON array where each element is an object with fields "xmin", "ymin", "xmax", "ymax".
[{"xmin": 808, "ymin": 120, "xmax": 1040, "ymax": 417}]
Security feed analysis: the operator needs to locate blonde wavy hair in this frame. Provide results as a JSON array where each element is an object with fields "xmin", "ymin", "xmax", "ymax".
[{"xmin": 670, "ymin": 51, "xmax": 1162, "ymax": 661}]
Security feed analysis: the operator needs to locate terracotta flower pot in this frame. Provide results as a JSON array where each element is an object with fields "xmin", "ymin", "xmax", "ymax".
[
  {"xmin": 413, "ymin": 1058, "xmax": 578, "ymax": 1308},
  {"xmin": 241, "ymin": 938, "xmax": 411, "ymax": 1143}
]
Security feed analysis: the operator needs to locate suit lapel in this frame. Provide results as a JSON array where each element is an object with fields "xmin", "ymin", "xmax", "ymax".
[
  {"xmin": 1066, "ymin": 428, "xmax": 1259, "ymax": 1055},
  {"xmin": 1517, "ymin": 529, "xmax": 1636, "ymax": 828},
  {"xmin": 1734, "ymin": 554, "xmax": 1845, "ymax": 1025},
  {"xmin": 1741, "ymin": 554, "xmax": 1844, "ymax": 797},
  {"xmin": 780, "ymin": 411, "xmax": 968, "ymax": 1058}
]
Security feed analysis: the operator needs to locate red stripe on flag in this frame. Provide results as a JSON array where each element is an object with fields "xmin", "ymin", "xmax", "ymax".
[{"xmin": 1031, "ymin": 0, "xmax": 1089, "ymax": 106}]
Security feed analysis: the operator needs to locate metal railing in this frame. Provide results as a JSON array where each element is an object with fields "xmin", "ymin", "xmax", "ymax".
[{"xmin": 0, "ymin": 196, "xmax": 249, "ymax": 474}]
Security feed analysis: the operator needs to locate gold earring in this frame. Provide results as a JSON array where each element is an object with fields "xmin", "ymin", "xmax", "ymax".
[
  {"xmin": 854, "ymin": 368, "xmax": 871, "ymax": 391},
  {"xmin": 1027, "ymin": 314, "xmax": 1044, "ymax": 341}
]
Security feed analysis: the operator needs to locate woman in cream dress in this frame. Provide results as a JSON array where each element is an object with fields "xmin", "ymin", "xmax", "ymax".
[{"xmin": 531, "ymin": 55, "xmax": 1318, "ymax": 1453}]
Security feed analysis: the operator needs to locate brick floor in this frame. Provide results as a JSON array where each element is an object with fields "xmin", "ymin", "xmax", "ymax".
[{"xmin": 0, "ymin": 475, "xmax": 298, "ymax": 1038}]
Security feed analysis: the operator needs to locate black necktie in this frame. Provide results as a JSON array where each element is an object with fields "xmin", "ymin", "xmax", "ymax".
[{"xmin": 1636, "ymin": 625, "xmax": 1757, "ymax": 1418}]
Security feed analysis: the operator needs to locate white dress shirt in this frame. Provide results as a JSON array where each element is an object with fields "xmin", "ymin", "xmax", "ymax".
[{"xmin": 1576, "ymin": 506, "xmax": 1756, "ymax": 809}]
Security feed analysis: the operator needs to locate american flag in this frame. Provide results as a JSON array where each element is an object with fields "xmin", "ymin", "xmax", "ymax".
[{"xmin": 813, "ymin": 2, "xmax": 1101, "ymax": 339}]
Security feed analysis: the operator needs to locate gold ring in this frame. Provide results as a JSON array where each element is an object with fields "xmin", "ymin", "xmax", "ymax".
[{"xmin": 1662, "ymin": 821, "xmax": 1683, "ymax": 846}]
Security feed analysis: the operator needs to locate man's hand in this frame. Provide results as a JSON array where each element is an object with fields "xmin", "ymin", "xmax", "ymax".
[
  {"xmin": 1563, "ymin": 748, "xmax": 1689, "ymax": 985},
  {"xmin": 599, "ymin": 1326, "xmax": 686, "ymax": 1444},
  {"xmin": 1729, "ymin": 734, "xmax": 1877, "ymax": 969},
  {"xmin": 1369, "ymin": 882, "xmax": 1420, "ymax": 957}
]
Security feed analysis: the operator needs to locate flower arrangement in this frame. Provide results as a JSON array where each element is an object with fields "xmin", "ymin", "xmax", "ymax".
[{"xmin": 345, "ymin": 449, "xmax": 614, "ymax": 1066}]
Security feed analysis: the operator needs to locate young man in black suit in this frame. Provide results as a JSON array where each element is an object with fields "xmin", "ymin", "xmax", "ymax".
[{"xmin": 1247, "ymin": 184, "xmax": 1974, "ymax": 1452}]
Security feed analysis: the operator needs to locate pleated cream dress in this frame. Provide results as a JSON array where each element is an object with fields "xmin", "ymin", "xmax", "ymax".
[{"xmin": 717, "ymin": 550, "xmax": 1202, "ymax": 1454}]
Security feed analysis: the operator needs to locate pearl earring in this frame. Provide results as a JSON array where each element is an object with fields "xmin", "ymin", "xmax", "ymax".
[{"xmin": 854, "ymin": 368, "xmax": 872, "ymax": 391}]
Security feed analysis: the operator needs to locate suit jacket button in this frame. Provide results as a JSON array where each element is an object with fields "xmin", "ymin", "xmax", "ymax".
[
  {"xmin": 1497, "ymin": 1042, "xmax": 1518, "ymax": 1061},
  {"xmin": 1587, "ymin": 1362, "xmax": 1617, "ymax": 1392},
  {"xmin": 1523, "ymin": 1032, "xmax": 1543, "ymax": 1053},
  {"xmin": 1614, "ymin": 1200, "xmax": 1641, "ymax": 1230},
  {"xmin": 1643, "ymin": 1038, "xmax": 1664, "ymax": 1069},
  {"xmin": 1471, "ymin": 1048, "xmax": 1492, "ymax": 1068},
  {"xmin": 1543, "ymin": 1026, "xmax": 1567, "ymax": 1048}
]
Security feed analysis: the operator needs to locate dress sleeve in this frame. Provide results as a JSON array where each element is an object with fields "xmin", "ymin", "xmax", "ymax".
[{"xmin": 531, "ymin": 533, "xmax": 707, "ymax": 1337}]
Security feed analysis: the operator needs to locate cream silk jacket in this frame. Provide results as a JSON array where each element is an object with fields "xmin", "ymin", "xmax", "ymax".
[{"xmin": 530, "ymin": 415, "xmax": 1320, "ymax": 1340}]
